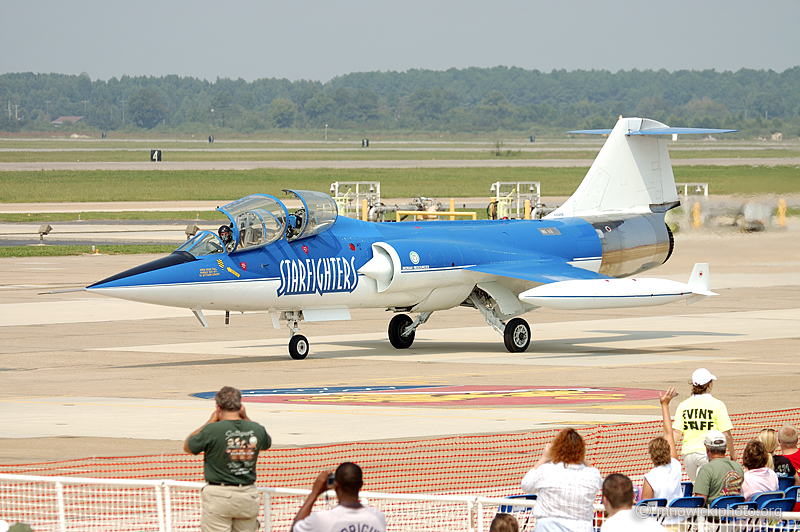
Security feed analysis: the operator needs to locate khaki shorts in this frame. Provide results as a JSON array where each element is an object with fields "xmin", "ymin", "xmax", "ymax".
[
  {"xmin": 201, "ymin": 484, "xmax": 260, "ymax": 532},
  {"xmin": 683, "ymin": 452, "xmax": 708, "ymax": 483}
]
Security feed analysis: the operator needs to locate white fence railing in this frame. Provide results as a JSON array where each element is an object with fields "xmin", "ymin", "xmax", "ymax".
[{"xmin": 2, "ymin": 473, "xmax": 800, "ymax": 532}]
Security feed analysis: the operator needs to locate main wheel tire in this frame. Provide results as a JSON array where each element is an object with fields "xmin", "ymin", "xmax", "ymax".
[
  {"xmin": 289, "ymin": 334, "xmax": 310, "ymax": 360},
  {"xmin": 504, "ymin": 318, "xmax": 530, "ymax": 353},
  {"xmin": 388, "ymin": 314, "xmax": 415, "ymax": 349}
]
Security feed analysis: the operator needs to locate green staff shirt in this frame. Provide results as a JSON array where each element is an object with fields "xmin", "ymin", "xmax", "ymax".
[{"xmin": 187, "ymin": 419, "xmax": 271, "ymax": 485}]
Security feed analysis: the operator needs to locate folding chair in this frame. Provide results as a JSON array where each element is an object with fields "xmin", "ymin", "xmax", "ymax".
[
  {"xmin": 709, "ymin": 495, "xmax": 745, "ymax": 509},
  {"xmin": 668, "ymin": 496, "xmax": 705, "ymax": 509},
  {"xmin": 498, "ymin": 494, "xmax": 536, "ymax": 513},
  {"xmin": 665, "ymin": 496, "xmax": 704, "ymax": 529},
  {"xmin": 760, "ymin": 498, "xmax": 794, "ymax": 512},
  {"xmin": 753, "ymin": 491, "xmax": 785, "ymax": 509},
  {"xmin": 778, "ymin": 476, "xmax": 794, "ymax": 492},
  {"xmin": 636, "ymin": 498, "xmax": 667, "ymax": 508},
  {"xmin": 498, "ymin": 494, "xmax": 537, "ymax": 532},
  {"xmin": 784, "ymin": 485, "xmax": 800, "ymax": 512},
  {"xmin": 761, "ymin": 498, "xmax": 796, "ymax": 531}
]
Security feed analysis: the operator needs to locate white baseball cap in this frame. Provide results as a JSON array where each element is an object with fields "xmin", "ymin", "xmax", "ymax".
[
  {"xmin": 704, "ymin": 430, "xmax": 726, "ymax": 447},
  {"xmin": 692, "ymin": 368, "xmax": 717, "ymax": 386}
]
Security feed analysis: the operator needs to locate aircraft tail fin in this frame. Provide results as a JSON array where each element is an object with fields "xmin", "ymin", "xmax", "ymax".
[
  {"xmin": 547, "ymin": 118, "xmax": 735, "ymax": 219},
  {"xmin": 686, "ymin": 262, "xmax": 717, "ymax": 305}
]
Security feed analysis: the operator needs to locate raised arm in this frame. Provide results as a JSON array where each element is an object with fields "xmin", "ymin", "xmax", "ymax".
[
  {"xmin": 292, "ymin": 470, "xmax": 332, "ymax": 530},
  {"xmin": 660, "ymin": 387, "xmax": 679, "ymax": 460}
]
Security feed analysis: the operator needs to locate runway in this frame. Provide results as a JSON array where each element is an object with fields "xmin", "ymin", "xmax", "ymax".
[
  {"xmin": 1, "ymin": 228, "xmax": 799, "ymax": 463},
  {"xmin": 2, "ymin": 157, "xmax": 800, "ymax": 171}
]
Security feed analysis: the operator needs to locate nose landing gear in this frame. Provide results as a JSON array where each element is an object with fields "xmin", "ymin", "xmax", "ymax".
[{"xmin": 284, "ymin": 310, "xmax": 310, "ymax": 360}]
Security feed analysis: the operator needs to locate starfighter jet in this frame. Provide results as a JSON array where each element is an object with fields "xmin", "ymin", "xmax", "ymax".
[{"xmin": 87, "ymin": 118, "xmax": 734, "ymax": 359}]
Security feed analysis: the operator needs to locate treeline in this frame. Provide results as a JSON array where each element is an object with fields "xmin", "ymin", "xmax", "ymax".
[{"xmin": 1, "ymin": 67, "xmax": 799, "ymax": 136}]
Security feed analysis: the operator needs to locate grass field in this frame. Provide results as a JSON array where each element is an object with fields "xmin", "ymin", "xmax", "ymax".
[
  {"xmin": 2, "ymin": 148, "xmax": 800, "ymax": 163},
  {"xmin": 0, "ymin": 244, "xmax": 177, "ymax": 258},
  {"xmin": 0, "ymin": 211, "xmax": 226, "ymax": 223},
  {"xmin": 2, "ymin": 165, "xmax": 799, "ymax": 204},
  {"xmin": 0, "ymin": 149, "xmax": 600, "ymax": 163}
]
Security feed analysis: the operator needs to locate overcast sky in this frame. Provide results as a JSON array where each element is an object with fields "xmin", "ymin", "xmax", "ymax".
[{"xmin": 3, "ymin": 1, "xmax": 799, "ymax": 83}]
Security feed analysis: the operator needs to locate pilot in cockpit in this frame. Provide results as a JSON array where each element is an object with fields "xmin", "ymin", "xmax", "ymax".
[
  {"xmin": 286, "ymin": 209, "xmax": 305, "ymax": 239},
  {"xmin": 218, "ymin": 225, "xmax": 236, "ymax": 252}
]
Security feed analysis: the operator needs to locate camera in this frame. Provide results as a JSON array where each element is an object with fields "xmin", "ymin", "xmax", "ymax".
[{"xmin": 327, "ymin": 473, "xmax": 335, "ymax": 489}]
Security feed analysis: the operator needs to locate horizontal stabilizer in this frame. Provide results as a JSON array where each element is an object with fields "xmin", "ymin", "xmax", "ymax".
[
  {"xmin": 569, "ymin": 127, "xmax": 738, "ymax": 136},
  {"xmin": 626, "ymin": 127, "xmax": 739, "ymax": 136},
  {"xmin": 567, "ymin": 129, "xmax": 613, "ymax": 135}
]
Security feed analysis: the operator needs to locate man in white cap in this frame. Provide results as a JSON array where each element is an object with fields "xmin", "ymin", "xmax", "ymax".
[
  {"xmin": 671, "ymin": 368, "xmax": 735, "ymax": 482},
  {"xmin": 692, "ymin": 430, "xmax": 743, "ymax": 506}
]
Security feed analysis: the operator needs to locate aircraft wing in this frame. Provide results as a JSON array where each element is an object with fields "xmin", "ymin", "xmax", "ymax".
[{"xmin": 465, "ymin": 260, "xmax": 610, "ymax": 284}]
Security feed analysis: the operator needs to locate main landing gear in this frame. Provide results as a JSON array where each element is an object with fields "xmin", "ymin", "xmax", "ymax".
[
  {"xmin": 468, "ymin": 291, "xmax": 531, "ymax": 353},
  {"xmin": 503, "ymin": 317, "xmax": 530, "ymax": 353},
  {"xmin": 385, "ymin": 305, "xmax": 530, "ymax": 353},
  {"xmin": 388, "ymin": 312, "xmax": 432, "ymax": 349}
]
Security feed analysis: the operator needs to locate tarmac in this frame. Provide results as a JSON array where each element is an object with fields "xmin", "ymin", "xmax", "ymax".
[{"xmin": 1, "ymin": 216, "xmax": 799, "ymax": 464}]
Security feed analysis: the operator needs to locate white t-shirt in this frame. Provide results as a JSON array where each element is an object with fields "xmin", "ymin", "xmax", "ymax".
[
  {"xmin": 643, "ymin": 458, "xmax": 683, "ymax": 503},
  {"xmin": 292, "ymin": 504, "xmax": 386, "ymax": 532},
  {"xmin": 601, "ymin": 509, "xmax": 667, "ymax": 531}
]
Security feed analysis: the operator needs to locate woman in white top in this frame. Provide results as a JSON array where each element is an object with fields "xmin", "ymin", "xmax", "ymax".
[
  {"xmin": 521, "ymin": 428, "xmax": 603, "ymax": 532},
  {"xmin": 641, "ymin": 388, "xmax": 683, "ymax": 503}
]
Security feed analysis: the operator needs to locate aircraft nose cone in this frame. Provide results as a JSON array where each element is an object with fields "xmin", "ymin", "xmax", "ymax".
[{"xmin": 87, "ymin": 251, "xmax": 197, "ymax": 289}]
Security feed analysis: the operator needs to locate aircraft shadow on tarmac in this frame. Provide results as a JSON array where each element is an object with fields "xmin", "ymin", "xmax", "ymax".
[{"xmin": 115, "ymin": 327, "xmax": 733, "ymax": 368}]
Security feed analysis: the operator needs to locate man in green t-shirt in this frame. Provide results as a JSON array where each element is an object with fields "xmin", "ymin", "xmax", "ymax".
[
  {"xmin": 693, "ymin": 430, "xmax": 743, "ymax": 506},
  {"xmin": 185, "ymin": 386, "xmax": 271, "ymax": 532}
]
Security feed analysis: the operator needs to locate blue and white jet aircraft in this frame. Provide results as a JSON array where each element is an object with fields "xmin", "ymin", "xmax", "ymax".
[{"xmin": 87, "ymin": 118, "xmax": 734, "ymax": 359}]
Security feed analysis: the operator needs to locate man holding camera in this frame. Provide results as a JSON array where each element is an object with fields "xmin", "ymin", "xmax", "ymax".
[
  {"xmin": 292, "ymin": 463, "xmax": 386, "ymax": 532},
  {"xmin": 185, "ymin": 386, "xmax": 271, "ymax": 532}
]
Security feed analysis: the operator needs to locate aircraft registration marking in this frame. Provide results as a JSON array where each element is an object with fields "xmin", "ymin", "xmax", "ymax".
[
  {"xmin": 194, "ymin": 385, "xmax": 659, "ymax": 407},
  {"xmin": 538, "ymin": 227, "xmax": 561, "ymax": 235}
]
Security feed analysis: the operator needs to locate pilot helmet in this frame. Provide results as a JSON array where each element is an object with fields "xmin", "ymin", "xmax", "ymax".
[{"xmin": 218, "ymin": 225, "xmax": 233, "ymax": 242}]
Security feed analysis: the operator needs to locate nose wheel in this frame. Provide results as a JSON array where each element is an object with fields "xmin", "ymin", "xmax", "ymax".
[
  {"xmin": 504, "ymin": 318, "xmax": 530, "ymax": 353},
  {"xmin": 289, "ymin": 334, "xmax": 309, "ymax": 359}
]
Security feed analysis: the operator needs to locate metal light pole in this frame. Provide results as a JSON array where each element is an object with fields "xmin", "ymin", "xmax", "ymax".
[
  {"xmin": 119, "ymin": 100, "xmax": 126, "ymax": 124},
  {"xmin": 325, "ymin": 124, "xmax": 328, "ymax": 141}
]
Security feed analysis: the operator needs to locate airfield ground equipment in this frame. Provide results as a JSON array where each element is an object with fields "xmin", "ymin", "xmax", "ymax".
[
  {"xmin": 487, "ymin": 181, "xmax": 543, "ymax": 220},
  {"xmin": 330, "ymin": 181, "xmax": 381, "ymax": 221},
  {"xmin": 676, "ymin": 182, "xmax": 709, "ymax": 197},
  {"xmin": 395, "ymin": 198, "xmax": 476, "ymax": 222}
]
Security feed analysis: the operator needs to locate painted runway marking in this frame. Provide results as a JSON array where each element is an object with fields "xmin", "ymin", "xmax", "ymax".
[{"xmin": 194, "ymin": 385, "xmax": 660, "ymax": 407}]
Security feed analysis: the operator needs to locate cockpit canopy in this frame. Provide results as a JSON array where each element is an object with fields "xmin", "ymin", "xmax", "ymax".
[
  {"xmin": 210, "ymin": 190, "xmax": 338, "ymax": 253},
  {"xmin": 282, "ymin": 189, "xmax": 338, "ymax": 242}
]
